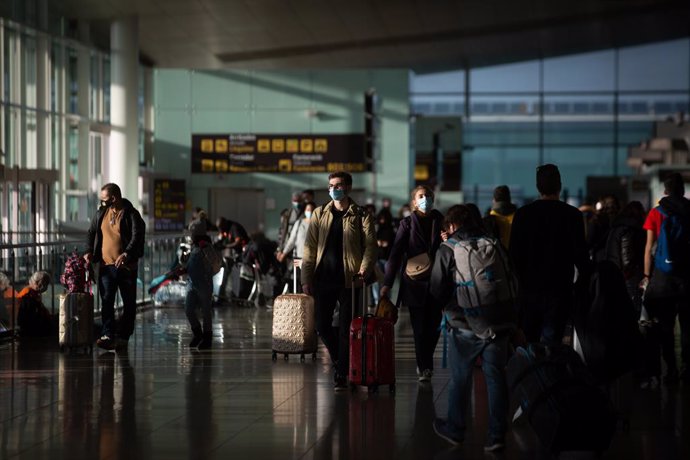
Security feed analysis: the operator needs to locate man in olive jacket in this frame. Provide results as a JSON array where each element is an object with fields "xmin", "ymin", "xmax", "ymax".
[
  {"xmin": 84, "ymin": 183, "xmax": 146, "ymax": 351},
  {"xmin": 301, "ymin": 171, "xmax": 377, "ymax": 390}
]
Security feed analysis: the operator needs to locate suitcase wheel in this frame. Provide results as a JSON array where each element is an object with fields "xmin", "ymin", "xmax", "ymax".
[
  {"xmin": 389, "ymin": 384, "xmax": 396, "ymax": 394},
  {"xmin": 272, "ymin": 351, "xmax": 278, "ymax": 362},
  {"xmin": 368, "ymin": 385, "xmax": 378, "ymax": 394},
  {"xmin": 311, "ymin": 353, "xmax": 317, "ymax": 361},
  {"xmin": 284, "ymin": 354, "xmax": 289, "ymax": 361},
  {"xmin": 300, "ymin": 354, "xmax": 305, "ymax": 363}
]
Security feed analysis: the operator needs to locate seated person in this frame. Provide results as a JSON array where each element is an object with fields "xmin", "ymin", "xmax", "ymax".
[{"xmin": 17, "ymin": 271, "xmax": 53, "ymax": 337}]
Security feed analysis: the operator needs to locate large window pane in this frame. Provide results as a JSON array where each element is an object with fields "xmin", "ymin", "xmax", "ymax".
[
  {"xmin": 543, "ymin": 121, "xmax": 615, "ymax": 145},
  {"xmin": 543, "ymin": 147, "xmax": 616, "ymax": 198},
  {"xmin": 544, "ymin": 50, "xmax": 615, "ymax": 92},
  {"xmin": 410, "ymin": 69, "xmax": 464, "ymax": 94},
  {"xmin": 464, "ymin": 121, "xmax": 539, "ymax": 146},
  {"xmin": 470, "ymin": 61, "xmax": 540, "ymax": 93},
  {"xmin": 410, "ymin": 94, "xmax": 465, "ymax": 116},
  {"xmin": 618, "ymin": 39, "xmax": 690, "ymax": 91},
  {"xmin": 462, "ymin": 147, "xmax": 539, "ymax": 209},
  {"xmin": 618, "ymin": 121, "xmax": 653, "ymax": 145}
]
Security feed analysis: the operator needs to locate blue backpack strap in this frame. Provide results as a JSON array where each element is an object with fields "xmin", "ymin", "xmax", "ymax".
[{"xmin": 439, "ymin": 313, "xmax": 449, "ymax": 369}]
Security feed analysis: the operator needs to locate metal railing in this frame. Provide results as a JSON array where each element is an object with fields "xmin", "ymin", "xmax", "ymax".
[{"xmin": 0, "ymin": 233, "xmax": 186, "ymax": 338}]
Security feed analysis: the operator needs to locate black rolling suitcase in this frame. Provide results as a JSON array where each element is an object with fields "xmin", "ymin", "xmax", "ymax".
[{"xmin": 507, "ymin": 344, "xmax": 616, "ymax": 454}]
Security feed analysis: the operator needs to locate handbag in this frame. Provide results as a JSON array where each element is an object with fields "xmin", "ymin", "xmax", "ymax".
[
  {"xmin": 405, "ymin": 252, "xmax": 432, "ymax": 280},
  {"xmin": 375, "ymin": 296, "xmax": 398, "ymax": 324}
]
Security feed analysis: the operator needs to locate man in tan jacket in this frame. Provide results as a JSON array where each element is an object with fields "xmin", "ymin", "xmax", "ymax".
[{"xmin": 301, "ymin": 171, "xmax": 377, "ymax": 390}]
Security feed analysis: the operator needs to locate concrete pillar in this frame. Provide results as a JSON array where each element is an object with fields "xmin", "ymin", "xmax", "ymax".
[{"xmin": 109, "ymin": 17, "xmax": 139, "ymax": 207}]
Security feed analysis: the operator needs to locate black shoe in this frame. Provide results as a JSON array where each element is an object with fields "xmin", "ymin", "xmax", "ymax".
[
  {"xmin": 334, "ymin": 378, "xmax": 348, "ymax": 392},
  {"xmin": 197, "ymin": 332, "xmax": 212, "ymax": 350},
  {"xmin": 189, "ymin": 328, "xmax": 203, "ymax": 348},
  {"xmin": 432, "ymin": 418, "xmax": 463, "ymax": 446},
  {"xmin": 484, "ymin": 438, "xmax": 506, "ymax": 452}
]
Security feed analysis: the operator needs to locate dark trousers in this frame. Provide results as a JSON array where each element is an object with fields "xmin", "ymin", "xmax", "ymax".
[
  {"xmin": 646, "ymin": 271, "xmax": 690, "ymax": 375},
  {"xmin": 408, "ymin": 302, "xmax": 442, "ymax": 372},
  {"xmin": 99, "ymin": 264, "xmax": 138, "ymax": 340},
  {"xmin": 521, "ymin": 291, "xmax": 572, "ymax": 346},
  {"xmin": 314, "ymin": 284, "xmax": 355, "ymax": 378}
]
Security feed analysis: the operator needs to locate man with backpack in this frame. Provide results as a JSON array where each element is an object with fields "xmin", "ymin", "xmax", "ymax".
[
  {"xmin": 640, "ymin": 172, "xmax": 690, "ymax": 385},
  {"xmin": 430, "ymin": 205, "xmax": 517, "ymax": 452}
]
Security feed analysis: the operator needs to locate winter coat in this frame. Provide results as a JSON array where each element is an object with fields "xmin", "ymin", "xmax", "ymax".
[
  {"xmin": 384, "ymin": 209, "xmax": 443, "ymax": 307},
  {"xmin": 86, "ymin": 199, "xmax": 146, "ymax": 263},
  {"xmin": 301, "ymin": 199, "xmax": 377, "ymax": 289}
]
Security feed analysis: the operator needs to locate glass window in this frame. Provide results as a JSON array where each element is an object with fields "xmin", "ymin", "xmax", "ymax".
[
  {"xmin": 410, "ymin": 69, "xmax": 464, "ymax": 94},
  {"xmin": 470, "ymin": 60, "xmax": 540, "ymax": 93},
  {"xmin": 618, "ymin": 39, "xmax": 690, "ymax": 91},
  {"xmin": 543, "ymin": 121, "xmax": 615, "ymax": 145},
  {"xmin": 67, "ymin": 47, "xmax": 78, "ymax": 114},
  {"xmin": 543, "ymin": 50, "xmax": 615, "ymax": 92},
  {"xmin": 543, "ymin": 147, "xmax": 617, "ymax": 198},
  {"xmin": 23, "ymin": 34, "xmax": 37, "ymax": 108},
  {"xmin": 462, "ymin": 147, "xmax": 539, "ymax": 209},
  {"xmin": 464, "ymin": 121, "xmax": 539, "ymax": 146}
]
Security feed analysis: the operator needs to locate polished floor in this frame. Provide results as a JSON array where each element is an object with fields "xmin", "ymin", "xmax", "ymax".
[{"xmin": 1, "ymin": 305, "xmax": 689, "ymax": 460}]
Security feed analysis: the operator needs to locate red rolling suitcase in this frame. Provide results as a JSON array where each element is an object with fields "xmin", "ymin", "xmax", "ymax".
[{"xmin": 349, "ymin": 276, "xmax": 395, "ymax": 393}]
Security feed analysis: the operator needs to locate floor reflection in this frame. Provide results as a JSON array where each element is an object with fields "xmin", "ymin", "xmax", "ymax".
[{"xmin": 0, "ymin": 306, "xmax": 689, "ymax": 459}]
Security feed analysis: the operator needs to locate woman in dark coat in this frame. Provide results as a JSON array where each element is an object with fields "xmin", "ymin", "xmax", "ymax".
[{"xmin": 380, "ymin": 185, "xmax": 444, "ymax": 382}]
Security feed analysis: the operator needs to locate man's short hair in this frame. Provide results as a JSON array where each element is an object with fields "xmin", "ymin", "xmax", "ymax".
[
  {"xmin": 536, "ymin": 164, "xmax": 562, "ymax": 196},
  {"xmin": 101, "ymin": 183, "xmax": 122, "ymax": 199},
  {"xmin": 493, "ymin": 185, "xmax": 511, "ymax": 203},
  {"xmin": 664, "ymin": 172, "xmax": 685, "ymax": 197},
  {"xmin": 443, "ymin": 204, "xmax": 482, "ymax": 232},
  {"xmin": 328, "ymin": 171, "xmax": 353, "ymax": 185}
]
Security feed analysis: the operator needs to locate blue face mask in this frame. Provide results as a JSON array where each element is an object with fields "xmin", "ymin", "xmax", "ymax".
[
  {"xmin": 416, "ymin": 197, "xmax": 433, "ymax": 212},
  {"xmin": 304, "ymin": 211, "xmax": 312, "ymax": 219},
  {"xmin": 329, "ymin": 189, "xmax": 346, "ymax": 202}
]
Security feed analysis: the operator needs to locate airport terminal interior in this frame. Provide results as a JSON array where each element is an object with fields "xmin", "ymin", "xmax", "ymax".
[{"xmin": 2, "ymin": 1, "xmax": 690, "ymax": 458}]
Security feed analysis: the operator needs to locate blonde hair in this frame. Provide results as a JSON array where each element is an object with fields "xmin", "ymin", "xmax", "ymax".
[{"xmin": 409, "ymin": 185, "xmax": 435, "ymax": 211}]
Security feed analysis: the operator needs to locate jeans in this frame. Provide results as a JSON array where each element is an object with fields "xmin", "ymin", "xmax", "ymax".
[
  {"xmin": 185, "ymin": 286, "xmax": 213, "ymax": 333},
  {"xmin": 447, "ymin": 328, "xmax": 509, "ymax": 441},
  {"xmin": 314, "ymin": 285, "xmax": 355, "ymax": 378},
  {"xmin": 98, "ymin": 264, "xmax": 138, "ymax": 339}
]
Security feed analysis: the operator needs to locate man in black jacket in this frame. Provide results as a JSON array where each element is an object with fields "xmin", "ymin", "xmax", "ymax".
[
  {"xmin": 85, "ymin": 183, "xmax": 146, "ymax": 351},
  {"xmin": 509, "ymin": 164, "xmax": 589, "ymax": 345}
]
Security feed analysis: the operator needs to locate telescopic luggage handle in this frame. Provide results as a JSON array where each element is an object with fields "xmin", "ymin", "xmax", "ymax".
[{"xmin": 351, "ymin": 274, "xmax": 367, "ymax": 319}]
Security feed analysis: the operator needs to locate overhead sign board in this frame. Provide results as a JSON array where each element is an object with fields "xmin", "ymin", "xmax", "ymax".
[{"xmin": 191, "ymin": 133, "xmax": 369, "ymax": 174}]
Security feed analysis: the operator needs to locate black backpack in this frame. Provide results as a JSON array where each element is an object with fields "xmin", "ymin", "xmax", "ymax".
[{"xmin": 573, "ymin": 260, "xmax": 644, "ymax": 382}]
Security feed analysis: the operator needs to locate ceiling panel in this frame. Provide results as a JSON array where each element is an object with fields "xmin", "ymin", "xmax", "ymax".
[{"xmin": 49, "ymin": 0, "xmax": 690, "ymax": 71}]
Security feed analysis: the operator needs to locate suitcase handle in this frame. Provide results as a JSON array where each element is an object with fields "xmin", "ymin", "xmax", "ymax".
[{"xmin": 351, "ymin": 274, "xmax": 367, "ymax": 319}]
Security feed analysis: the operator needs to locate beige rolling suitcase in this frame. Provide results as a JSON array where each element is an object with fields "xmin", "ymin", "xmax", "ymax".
[
  {"xmin": 59, "ymin": 292, "xmax": 94, "ymax": 353},
  {"xmin": 271, "ymin": 261, "xmax": 317, "ymax": 362}
]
